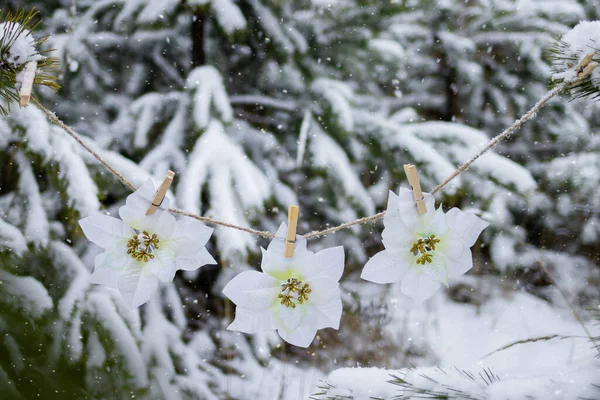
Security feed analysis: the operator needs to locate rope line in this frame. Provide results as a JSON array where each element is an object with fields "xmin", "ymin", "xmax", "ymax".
[{"xmin": 34, "ymin": 81, "xmax": 568, "ymax": 240}]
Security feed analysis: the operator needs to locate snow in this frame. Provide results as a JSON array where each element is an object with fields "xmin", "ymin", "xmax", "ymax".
[
  {"xmin": 0, "ymin": 22, "xmax": 40, "ymax": 67},
  {"xmin": 371, "ymin": 119, "xmax": 458, "ymax": 188},
  {"xmin": 11, "ymin": 107, "xmax": 52, "ymax": 159},
  {"xmin": 582, "ymin": 217, "xmax": 599, "ymax": 244},
  {"xmin": 552, "ymin": 21, "xmax": 600, "ymax": 84},
  {"xmin": 311, "ymin": 125, "xmax": 375, "ymax": 216},
  {"xmin": 402, "ymin": 121, "xmax": 536, "ymax": 193},
  {"xmin": 222, "ymin": 333, "xmax": 325, "ymax": 400},
  {"xmin": 91, "ymin": 146, "xmax": 157, "ymax": 188},
  {"xmin": 187, "ymin": 66, "xmax": 233, "ymax": 129},
  {"xmin": 210, "ymin": 0, "xmax": 247, "ymax": 35},
  {"xmin": 325, "ymin": 367, "xmax": 401, "ymax": 399},
  {"xmin": 476, "ymin": 153, "xmax": 537, "ymax": 192},
  {"xmin": 16, "ymin": 152, "xmax": 49, "ymax": 247},
  {"xmin": 490, "ymin": 234, "xmax": 517, "ymax": 271},
  {"xmin": 559, "ymin": 20, "xmax": 600, "ymax": 59},
  {"xmin": 318, "ymin": 288, "xmax": 600, "ymax": 399},
  {"xmin": 87, "ymin": 291, "xmax": 149, "ymax": 388},
  {"xmin": 311, "ymin": 79, "xmax": 355, "ymax": 132},
  {"xmin": 179, "ymin": 121, "xmax": 271, "ymax": 259},
  {"xmin": 51, "ymin": 132, "xmax": 101, "ymax": 216},
  {"xmin": 140, "ymin": 94, "xmax": 188, "ymax": 174},
  {"xmin": 368, "ymin": 39, "xmax": 405, "ymax": 61},
  {"xmin": 0, "ymin": 218, "xmax": 27, "ymax": 255},
  {"xmin": 86, "ymin": 330, "xmax": 106, "ymax": 368},
  {"xmin": 3, "ymin": 2, "xmax": 600, "ymax": 399},
  {"xmin": 137, "ymin": 0, "xmax": 179, "ymax": 23},
  {"xmin": 131, "ymin": 93, "xmax": 164, "ymax": 149},
  {"xmin": 248, "ymin": 0, "xmax": 294, "ymax": 55},
  {"xmin": 51, "ymin": 241, "xmax": 90, "ymax": 320},
  {"xmin": 296, "ymin": 110, "xmax": 311, "ymax": 167},
  {"xmin": 0, "ymin": 270, "xmax": 53, "ymax": 318}
]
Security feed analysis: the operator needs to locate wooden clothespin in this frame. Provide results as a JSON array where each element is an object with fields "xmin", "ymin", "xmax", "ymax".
[
  {"xmin": 285, "ymin": 205, "xmax": 299, "ymax": 258},
  {"xmin": 574, "ymin": 52, "xmax": 598, "ymax": 79},
  {"xmin": 19, "ymin": 61, "xmax": 37, "ymax": 107},
  {"xmin": 145, "ymin": 170, "xmax": 175, "ymax": 216},
  {"xmin": 403, "ymin": 164, "xmax": 427, "ymax": 215}
]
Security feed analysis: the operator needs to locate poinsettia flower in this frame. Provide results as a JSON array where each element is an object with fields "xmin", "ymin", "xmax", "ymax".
[
  {"xmin": 79, "ymin": 180, "xmax": 216, "ymax": 308},
  {"xmin": 223, "ymin": 222, "xmax": 344, "ymax": 348},
  {"xmin": 361, "ymin": 188, "xmax": 488, "ymax": 302}
]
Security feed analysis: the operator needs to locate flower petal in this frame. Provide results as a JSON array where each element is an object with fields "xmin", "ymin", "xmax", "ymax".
[
  {"xmin": 446, "ymin": 247, "xmax": 473, "ymax": 279},
  {"xmin": 261, "ymin": 242, "xmax": 315, "ymax": 281},
  {"xmin": 227, "ymin": 307, "xmax": 276, "ymax": 334},
  {"xmin": 168, "ymin": 218, "xmax": 214, "ymax": 256},
  {"xmin": 277, "ymin": 325, "xmax": 318, "ymax": 348},
  {"xmin": 396, "ymin": 187, "xmax": 435, "ymax": 225},
  {"xmin": 222, "ymin": 271, "xmax": 279, "ymax": 311},
  {"xmin": 94, "ymin": 247, "xmax": 131, "ymax": 270},
  {"xmin": 361, "ymin": 250, "xmax": 410, "ymax": 284},
  {"xmin": 304, "ymin": 246, "xmax": 345, "ymax": 282},
  {"xmin": 304, "ymin": 277, "xmax": 342, "ymax": 329},
  {"xmin": 383, "ymin": 190, "xmax": 402, "ymax": 227},
  {"xmin": 445, "ymin": 208, "xmax": 489, "ymax": 247},
  {"xmin": 118, "ymin": 180, "xmax": 171, "ymax": 229},
  {"xmin": 421, "ymin": 251, "xmax": 449, "ymax": 284},
  {"xmin": 414, "ymin": 207, "xmax": 448, "ymax": 237},
  {"xmin": 117, "ymin": 265, "xmax": 159, "ymax": 308},
  {"xmin": 79, "ymin": 215, "xmax": 134, "ymax": 249},
  {"xmin": 400, "ymin": 267, "xmax": 442, "ymax": 303},
  {"xmin": 263, "ymin": 222, "xmax": 308, "ymax": 260},
  {"xmin": 147, "ymin": 247, "xmax": 177, "ymax": 282},
  {"xmin": 89, "ymin": 266, "xmax": 120, "ymax": 288},
  {"xmin": 137, "ymin": 211, "xmax": 176, "ymax": 239},
  {"xmin": 384, "ymin": 190, "xmax": 413, "ymax": 242},
  {"xmin": 175, "ymin": 248, "xmax": 217, "ymax": 271},
  {"xmin": 441, "ymin": 238, "xmax": 466, "ymax": 262},
  {"xmin": 276, "ymin": 305, "xmax": 307, "ymax": 333},
  {"xmin": 381, "ymin": 225, "xmax": 417, "ymax": 253}
]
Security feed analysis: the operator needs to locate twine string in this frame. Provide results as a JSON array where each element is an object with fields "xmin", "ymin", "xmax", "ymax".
[{"xmin": 33, "ymin": 81, "xmax": 569, "ymax": 240}]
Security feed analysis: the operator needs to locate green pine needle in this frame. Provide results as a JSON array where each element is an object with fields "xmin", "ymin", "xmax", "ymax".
[
  {"xmin": 0, "ymin": 7, "xmax": 60, "ymax": 115},
  {"xmin": 547, "ymin": 38, "xmax": 600, "ymax": 101}
]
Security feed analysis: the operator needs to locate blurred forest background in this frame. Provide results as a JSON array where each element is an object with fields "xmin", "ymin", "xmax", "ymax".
[{"xmin": 0, "ymin": 0, "xmax": 598, "ymax": 399}]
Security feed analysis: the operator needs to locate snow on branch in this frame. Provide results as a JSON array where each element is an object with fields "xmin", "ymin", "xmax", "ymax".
[
  {"xmin": 550, "ymin": 21, "xmax": 600, "ymax": 99},
  {"xmin": 187, "ymin": 66, "xmax": 233, "ymax": 129},
  {"xmin": 0, "ymin": 8, "xmax": 59, "ymax": 115}
]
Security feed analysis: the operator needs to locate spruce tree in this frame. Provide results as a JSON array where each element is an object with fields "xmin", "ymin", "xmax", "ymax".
[{"xmin": 1, "ymin": 1, "xmax": 598, "ymax": 399}]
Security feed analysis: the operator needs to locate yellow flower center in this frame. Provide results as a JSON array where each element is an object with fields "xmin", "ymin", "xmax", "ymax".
[
  {"xmin": 278, "ymin": 278, "xmax": 311, "ymax": 308},
  {"xmin": 410, "ymin": 235, "xmax": 440, "ymax": 265},
  {"xmin": 127, "ymin": 231, "xmax": 160, "ymax": 262}
]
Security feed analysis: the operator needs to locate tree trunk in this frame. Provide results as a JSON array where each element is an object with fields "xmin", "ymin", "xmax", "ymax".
[{"xmin": 191, "ymin": 9, "xmax": 206, "ymax": 67}]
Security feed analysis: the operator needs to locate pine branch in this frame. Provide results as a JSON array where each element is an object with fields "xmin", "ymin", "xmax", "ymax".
[
  {"xmin": 0, "ymin": 7, "xmax": 59, "ymax": 115},
  {"xmin": 311, "ymin": 367, "xmax": 500, "ymax": 400},
  {"xmin": 481, "ymin": 334, "xmax": 583, "ymax": 359},
  {"xmin": 547, "ymin": 38, "xmax": 600, "ymax": 100},
  {"xmin": 389, "ymin": 367, "xmax": 497, "ymax": 400}
]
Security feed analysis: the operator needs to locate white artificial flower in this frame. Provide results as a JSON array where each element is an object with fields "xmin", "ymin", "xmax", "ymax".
[
  {"xmin": 79, "ymin": 180, "xmax": 216, "ymax": 308},
  {"xmin": 361, "ymin": 188, "xmax": 488, "ymax": 302},
  {"xmin": 223, "ymin": 222, "xmax": 344, "ymax": 348}
]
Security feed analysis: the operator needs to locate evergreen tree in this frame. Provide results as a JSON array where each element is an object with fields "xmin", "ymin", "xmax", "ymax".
[{"xmin": 1, "ymin": 1, "xmax": 598, "ymax": 399}]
